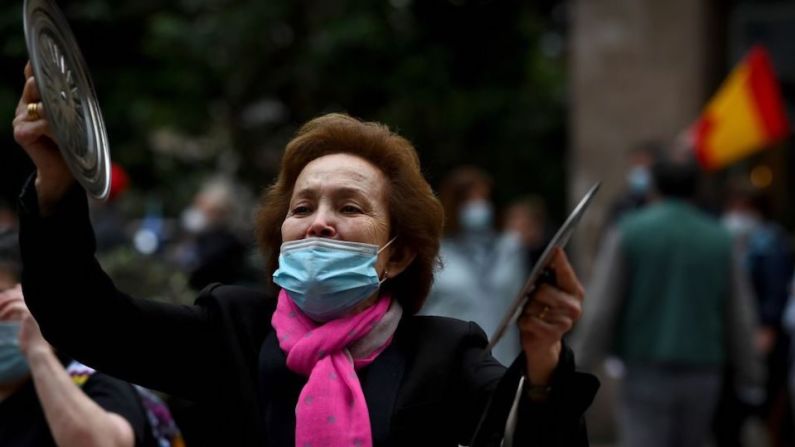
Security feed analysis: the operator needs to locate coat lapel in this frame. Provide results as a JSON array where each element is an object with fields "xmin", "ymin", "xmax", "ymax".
[{"xmin": 361, "ymin": 341, "xmax": 405, "ymax": 446}]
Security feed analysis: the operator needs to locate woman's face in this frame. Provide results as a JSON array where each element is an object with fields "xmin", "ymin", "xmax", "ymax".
[{"xmin": 281, "ymin": 153, "xmax": 392, "ymax": 274}]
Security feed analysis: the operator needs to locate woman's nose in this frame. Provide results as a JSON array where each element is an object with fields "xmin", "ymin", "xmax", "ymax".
[{"xmin": 306, "ymin": 210, "xmax": 336, "ymax": 238}]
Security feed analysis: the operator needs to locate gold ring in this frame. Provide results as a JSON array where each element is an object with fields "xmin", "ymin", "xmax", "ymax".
[
  {"xmin": 26, "ymin": 102, "xmax": 43, "ymax": 120},
  {"xmin": 538, "ymin": 305, "xmax": 550, "ymax": 321}
]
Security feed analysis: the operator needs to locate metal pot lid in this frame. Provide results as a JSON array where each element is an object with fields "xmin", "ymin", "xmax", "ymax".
[{"xmin": 24, "ymin": 0, "xmax": 111, "ymax": 200}]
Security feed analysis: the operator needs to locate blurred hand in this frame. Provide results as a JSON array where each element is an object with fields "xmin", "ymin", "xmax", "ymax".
[
  {"xmin": 0, "ymin": 284, "xmax": 27, "ymax": 321},
  {"xmin": 755, "ymin": 326, "xmax": 777, "ymax": 355},
  {"xmin": 518, "ymin": 248, "xmax": 584, "ymax": 385},
  {"xmin": 672, "ymin": 124, "xmax": 697, "ymax": 160},
  {"xmin": 0, "ymin": 284, "xmax": 52, "ymax": 358},
  {"xmin": 19, "ymin": 311, "xmax": 52, "ymax": 359},
  {"xmin": 12, "ymin": 62, "xmax": 75, "ymax": 214}
]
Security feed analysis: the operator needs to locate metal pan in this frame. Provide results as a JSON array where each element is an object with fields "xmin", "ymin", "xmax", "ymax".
[
  {"xmin": 24, "ymin": 0, "xmax": 111, "ymax": 200},
  {"xmin": 487, "ymin": 182, "xmax": 601, "ymax": 351}
]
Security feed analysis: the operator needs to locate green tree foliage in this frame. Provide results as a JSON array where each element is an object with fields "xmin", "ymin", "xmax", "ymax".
[{"xmin": 0, "ymin": 0, "xmax": 566, "ymax": 216}]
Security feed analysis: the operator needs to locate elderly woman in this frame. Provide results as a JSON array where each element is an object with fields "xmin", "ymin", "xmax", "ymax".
[{"xmin": 13, "ymin": 64, "xmax": 598, "ymax": 446}]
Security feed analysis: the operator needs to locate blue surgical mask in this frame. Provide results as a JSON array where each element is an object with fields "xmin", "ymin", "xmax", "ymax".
[
  {"xmin": 459, "ymin": 200, "xmax": 493, "ymax": 232},
  {"xmin": 627, "ymin": 166, "xmax": 651, "ymax": 196},
  {"xmin": 272, "ymin": 237, "xmax": 395, "ymax": 322},
  {"xmin": 0, "ymin": 322, "xmax": 29, "ymax": 384}
]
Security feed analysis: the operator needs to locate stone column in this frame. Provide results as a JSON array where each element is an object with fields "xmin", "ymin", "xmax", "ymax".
[{"xmin": 569, "ymin": 0, "xmax": 720, "ymax": 276}]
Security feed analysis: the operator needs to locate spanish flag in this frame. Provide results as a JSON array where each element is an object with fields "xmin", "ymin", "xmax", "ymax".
[{"xmin": 692, "ymin": 45, "xmax": 790, "ymax": 170}]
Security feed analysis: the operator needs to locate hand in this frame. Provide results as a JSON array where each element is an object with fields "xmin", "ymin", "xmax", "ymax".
[
  {"xmin": 518, "ymin": 248, "xmax": 584, "ymax": 385},
  {"xmin": 12, "ymin": 62, "xmax": 75, "ymax": 214},
  {"xmin": 19, "ymin": 311, "xmax": 52, "ymax": 359},
  {"xmin": 755, "ymin": 326, "xmax": 777, "ymax": 355},
  {"xmin": 0, "ymin": 284, "xmax": 52, "ymax": 358}
]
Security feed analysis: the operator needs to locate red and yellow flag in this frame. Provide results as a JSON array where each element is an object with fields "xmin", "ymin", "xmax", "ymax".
[{"xmin": 692, "ymin": 45, "xmax": 790, "ymax": 170}]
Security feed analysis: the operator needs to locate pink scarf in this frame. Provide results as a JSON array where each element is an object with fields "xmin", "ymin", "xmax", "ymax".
[{"xmin": 271, "ymin": 289, "xmax": 402, "ymax": 447}]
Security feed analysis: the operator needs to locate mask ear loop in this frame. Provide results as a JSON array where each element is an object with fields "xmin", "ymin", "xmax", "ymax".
[
  {"xmin": 377, "ymin": 235, "xmax": 398, "ymax": 286},
  {"xmin": 376, "ymin": 235, "xmax": 398, "ymax": 255}
]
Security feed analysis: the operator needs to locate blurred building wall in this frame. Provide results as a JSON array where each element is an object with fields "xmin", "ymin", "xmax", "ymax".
[{"xmin": 569, "ymin": 0, "xmax": 723, "ymax": 277}]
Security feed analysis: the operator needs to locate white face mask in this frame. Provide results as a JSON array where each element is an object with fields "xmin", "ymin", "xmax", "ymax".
[
  {"xmin": 181, "ymin": 207, "xmax": 209, "ymax": 234},
  {"xmin": 627, "ymin": 166, "xmax": 651, "ymax": 196},
  {"xmin": 459, "ymin": 200, "xmax": 493, "ymax": 232},
  {"xmin": 723, "ymin": 212, "xmax": 759, "ymax": 238}
]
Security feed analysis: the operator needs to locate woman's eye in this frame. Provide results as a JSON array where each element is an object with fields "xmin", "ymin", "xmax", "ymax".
[
  {"xmin": 341, "ymin": 205, "xmax": 362, "ymax": 214},
  {"xmin": 291, "ymin": 205, "xmax": 311, "ymax": 215}
]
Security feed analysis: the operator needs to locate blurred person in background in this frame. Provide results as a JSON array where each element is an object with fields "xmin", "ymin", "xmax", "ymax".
[
  {"xmin": 177, "ymin": 175, "xmax": 256, "ymax": 291},
  {"xmin": 605, "ymin": 141, "xmax": 662, "ymax": 226},
  {"xmin": 718, "ymin": 186, "xmax": 795, "ymax": 447},
  {"xmin": 502, "ymin": 195, "xmax": 551, "ymax": 271},
  {"xmin": 574, "ymin": 154, "xmax": 763, "ymax": 447},
  {"xmin": 420, "ymin": 166, "xmax": 528, "ymax": 364},
  {"xmin": 0, "ymin": 234, "xmax": 157, "ymax": 447},
  {"xmin": 171, "ymin": 175, "xmax": 258, "ymax": 444}
]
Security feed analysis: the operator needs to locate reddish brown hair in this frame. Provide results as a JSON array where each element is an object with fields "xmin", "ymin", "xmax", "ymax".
[{"xmin": 255, "ymin": 113, "xmax": 444, "ymax": 314}]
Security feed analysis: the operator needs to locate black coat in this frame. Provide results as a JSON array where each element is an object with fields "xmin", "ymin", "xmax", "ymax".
[{"xmin": 18, "ymin": 180, "xmax": 598, "ymax": 446}]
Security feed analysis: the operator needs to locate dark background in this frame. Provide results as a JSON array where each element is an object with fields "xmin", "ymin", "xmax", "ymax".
[{"xmin": 0, "ymin": 0, "xmax": 569, "ymax": 219}]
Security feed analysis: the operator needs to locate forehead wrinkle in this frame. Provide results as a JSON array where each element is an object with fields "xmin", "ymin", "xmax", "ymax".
[
  {"xmin": 293, "ymin": 185, "xmax": 374, "ymax": 207},
  {"xmin": 297, "ymin": 169, "xmax": 377, "ymax": 194},
  {"xmin": 303, "ymin": 165, "xmax": 370, "ymax": 183},
  {"xmin": 294, "ymin": 155, "xmax": 387, "ymax": 204}
]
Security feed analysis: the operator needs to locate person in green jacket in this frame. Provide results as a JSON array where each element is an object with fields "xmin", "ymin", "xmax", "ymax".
[{"xmin": 574, "ymin": 155, "xmax": 763, "ymax": 447}]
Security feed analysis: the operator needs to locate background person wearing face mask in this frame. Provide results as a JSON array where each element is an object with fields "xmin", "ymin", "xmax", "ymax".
[
  {"xmin": 718, "ymin": 186, "xmax": 795, "ymax": 447},
  {"xmin": 575, "ymin": 156, "xmax": 763, "ymax": 447},
  {"xmin": 420, "ymin": 166, "xmax": 527, "ymax": 364},
  {"xmin": 0, "ymin": 236, "xmax": 156, "ymax": 447},
  {"xmin": 502, "ymin": 196, "xmax": 551, "ymax": 273},
  {"xmin": 604, "ymin": 141, "xmax": 662, "ymax": 227},
  {"xmin": 722, "ymin": 187, "xmax": 794, "ymax": 357},
  {"xmin": 176, "ymin": 176, "xmax": 257, "ymax": 291}
]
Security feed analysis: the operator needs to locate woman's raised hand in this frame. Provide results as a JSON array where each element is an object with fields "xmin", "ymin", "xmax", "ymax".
[
  {"xmin": 518, "ymin": 248, "xmax": 585, "ymax": 386},
  {"xmin": 12, "ymin": 62, "xmax": 75, "ymax": 214}
]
